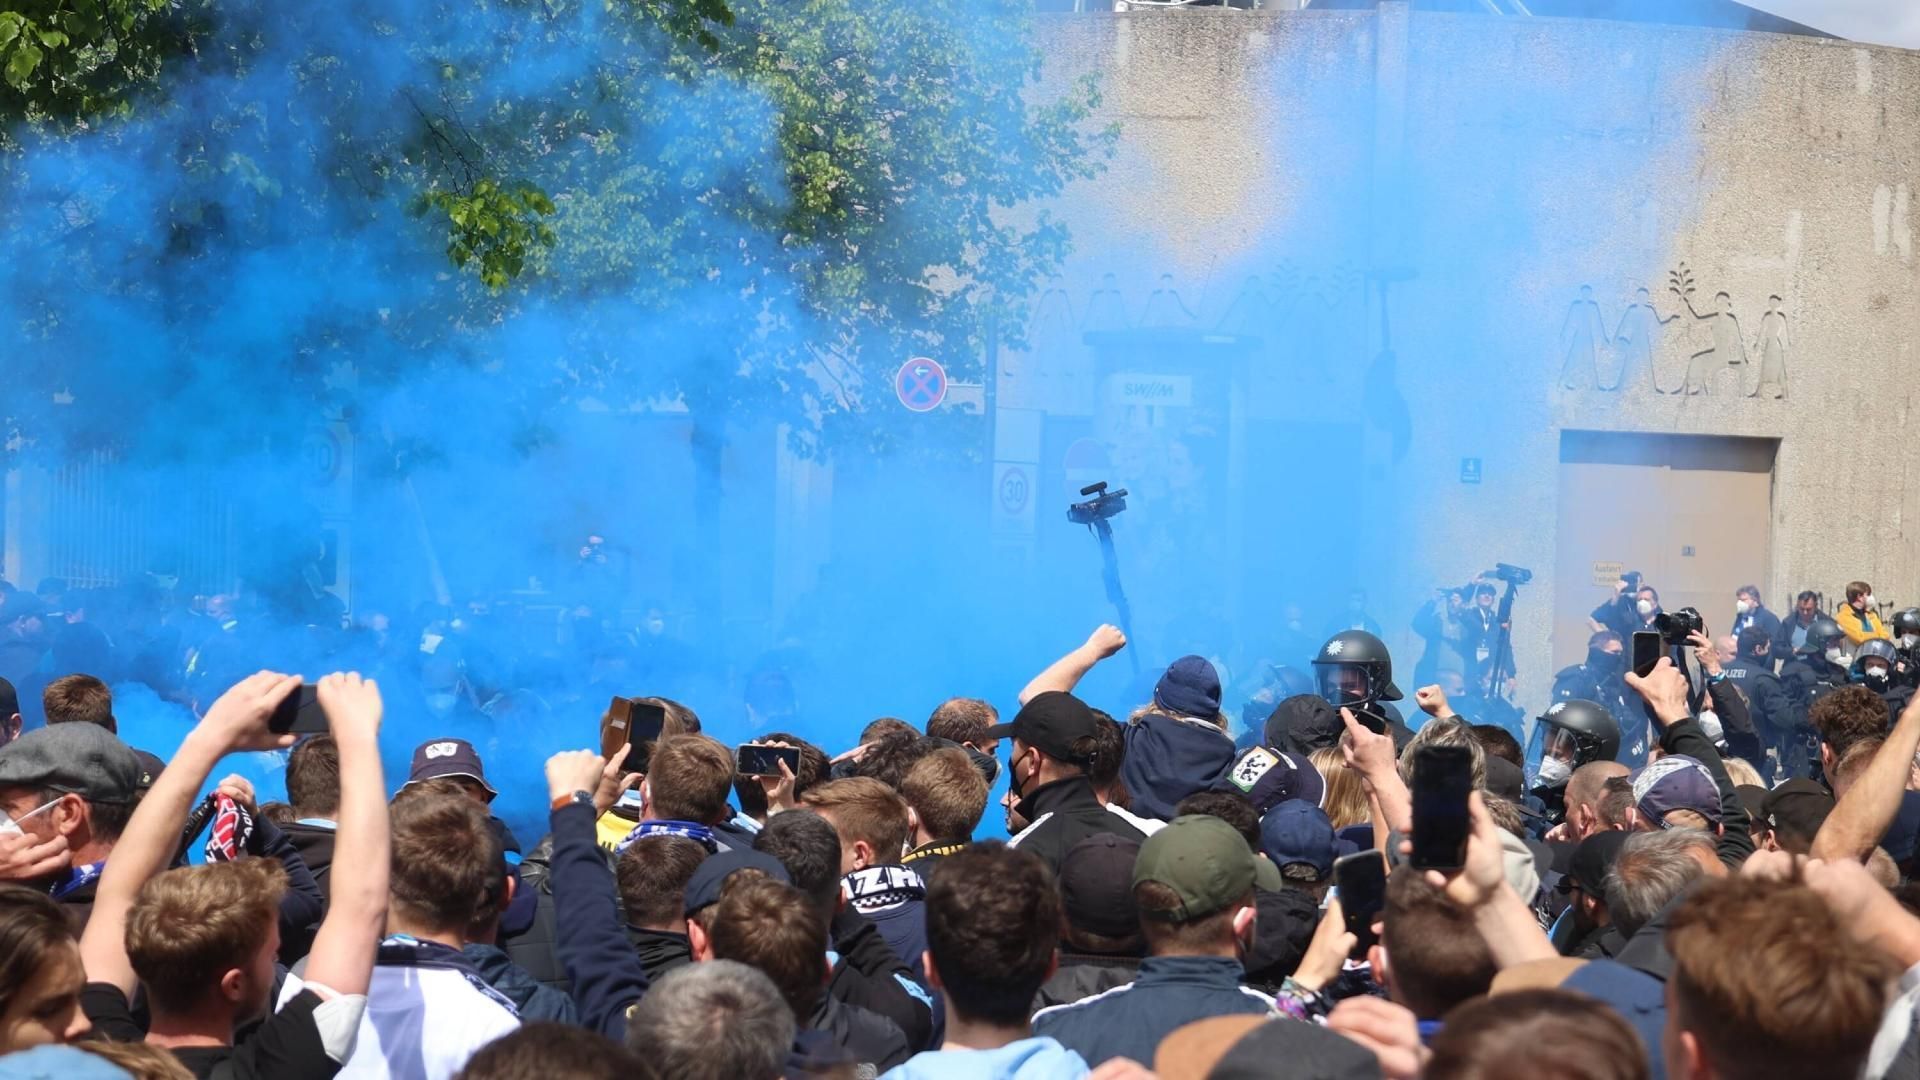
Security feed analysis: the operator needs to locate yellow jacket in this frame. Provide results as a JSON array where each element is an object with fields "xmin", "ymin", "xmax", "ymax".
[{"xmin": 1836, "ymin": 605, "xmax": 1890, "ymax": 645}]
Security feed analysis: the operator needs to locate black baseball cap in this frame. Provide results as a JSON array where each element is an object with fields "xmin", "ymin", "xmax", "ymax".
[
  {"xmin": 1762, "ymin": 779, "xmax": 1834, "ymax": 845},
  {"xmin": 1058, "ymin": 833, "xmax": 1143, "ymax": 941},
  {"xmin": 405, "ymin": 738, "xmax": 497, "ymax": 797},
  {"xmin": 1556, "ymin": 829, "xmax": 1630, "ymax": 898},
  {"xmin": 683, "ymin": 848, "xmax": 791, "ymax": 916},
  {"xmin": 983, "ymin": 691, "xmax": 1098, "ymax": 765}
]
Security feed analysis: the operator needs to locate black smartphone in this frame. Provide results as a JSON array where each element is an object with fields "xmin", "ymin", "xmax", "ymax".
[
  {"xmin": 737, "ymin": 743, "xmax": 801, "ymax": 778},
  {"xmin": 1333, "ymin": 850, "xmax": 1387, "ymax": 958},
  {"xmin": 1410, "ymin": 744, "xmax": 1474, "ymax": 870},
  {"xmin": 1631, "ymin": 630, "xmax": 1663, "ymax": 679},
  {"xmin": 268, "ymin": 685, "xmax": 328, "ymax": 735}
]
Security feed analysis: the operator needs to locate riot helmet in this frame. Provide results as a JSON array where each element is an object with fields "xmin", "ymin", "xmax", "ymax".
[
  {"xmin": 1852, "ymin": 638, "xmax": 1898, "ymax": 692},
  {"xmin": 1892, "ymin": 608, "xmax": 1920, "ymax": 650},
  {"xmin": 1801, "ymin": 616, "xmax": 1846, "ymax": 658},
  {"xmin": 1526, "ymin": 698, "xmax": 1620, "ymax": 789},
  {"xmin": 1311, "ymin": 629, "xmax": 1402, "ymax": 712}
]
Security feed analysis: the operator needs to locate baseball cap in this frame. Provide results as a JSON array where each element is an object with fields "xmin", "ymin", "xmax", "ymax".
[
  {"xmin": 1058, "ymin": 833, "xmax": 1143, "ymax": 941},
  {"xmin": 1556, "ymin": 829, "xmax": 1630, "ymax": 898},
  {"xmin": 1257, "ymin": 799, "xmax": 1354, "ymax": 879},
  {"xmin": 983, "ymin": 691, "xmax": 1098, "ymax": 765},
  {"xmin": 1483, "ymin": 755, "xmax": 1525, "ymax": 802},
  {"xmin": 1762, "ymin": 778, "xmax": 1834, "ymax": 845},
  {"xmin": 405, "ymin": 738, "xmax": 497, "ymax": 797},
  {"xmin": 1154, "ymin": 655, "xmax": 1223, "ymax": 719},
  {"xmin": 1171, "ymin": 1015, "xmax": 1384, "ymax": 1080},
  {"xmin": 1134, "ymin": 814, "xmax": 1256, "ymax": 922},
  {"xmin": 683, "ymin": 848, "xmax": 790, "ymax": 916},
  {"xmin": 130, "ymin": 749, "xmax": 166, "ymax": 792},
  {"xmin": 0, "ymin": 723, "xmax": 139, "ymax": 805},
  {"xmin": 1630, "ymin": 755, "xmax": 1721, "ymax": 828},
  {"xmin": 1225, "ymin": 746, "xmax": 1325, "ymax": 814}
]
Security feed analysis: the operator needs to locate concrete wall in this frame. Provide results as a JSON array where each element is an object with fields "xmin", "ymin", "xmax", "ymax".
[{"xmin": 1012, "ymin": 6, "xmax": 1920, "ymax": 700}]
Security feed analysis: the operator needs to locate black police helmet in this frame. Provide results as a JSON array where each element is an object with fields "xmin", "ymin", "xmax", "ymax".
[
  {"xmin": 1893, "ymin": 608, "xmax": 1920, "ymax": 639},
  {"xmin": 1801, "ymin": 615, "xmax": 1845, "ymax": 654},
  {"xmin": 1852, "ymin": 638, "xmax": 1898, "ymax": 677},
  {"xmin": 1311, "ymin": 629, "xmax": 1402, "ymax": 707},
  {"xmin": 1535, "ymin": 698, "xmax": 1621, "ymax": 767}
]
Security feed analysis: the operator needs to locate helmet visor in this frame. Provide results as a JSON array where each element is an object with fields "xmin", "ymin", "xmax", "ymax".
[
  {"xmin": 1542, "ymin": 725, "xmax": 1582, "ymax": 764},
  {"xmin": 1316, "ymin": 665, "xmax": 1373, "ymax": 708}
]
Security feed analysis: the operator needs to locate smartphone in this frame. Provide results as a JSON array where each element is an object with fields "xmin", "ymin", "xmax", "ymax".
[
  {"xmin": 1332, "ymin": 850, "xmax": 1387, "ymax": 958},
  {"xmin": 1410, "ymin": 744, "xmax": 1474, "ymax": 870},
  {"xmin": 737, "ymin": 743, "xmax": 802, "ymax": 778},
  {"xmin": 602, "ymin": 697, "xmax": 669, "ymax": 770},
  {"xmin": 1631, "ymin": 630, "xmax": 1663, "ymax": 679},
  {"xmin": 267, "ymin": 685, "xmax": 328, "ymax": 735}
]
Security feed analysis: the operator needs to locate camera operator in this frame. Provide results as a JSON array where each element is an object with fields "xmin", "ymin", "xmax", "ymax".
[
  {"xmin": 1589, "ymin": 572, "xmax": 1660, "ymax": 642},
  {"xmin": 1462, "ymin": 583, "xmax": 1513, "ymax": 696},
  {"xmin": 1411, "ymin": 587, "xmax": 1470, "ymax": 687}
]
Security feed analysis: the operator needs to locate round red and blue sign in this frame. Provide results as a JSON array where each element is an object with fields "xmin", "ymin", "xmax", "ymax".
[{"xmin": 895, "ymin": 358, "xmax": 948, "ymax": 413}]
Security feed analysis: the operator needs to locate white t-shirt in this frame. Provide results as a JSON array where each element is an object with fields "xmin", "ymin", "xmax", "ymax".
[{"xmin": 281, "ymin": 950, "xmax": 520, "ymax": 1079}]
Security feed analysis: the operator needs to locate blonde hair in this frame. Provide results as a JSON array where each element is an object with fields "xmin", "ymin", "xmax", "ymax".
[
  {"xmin": 81, "ymin": 1041, "xmax": 195, "ymax": 1080},
  {"xmin": 1311, "ymin": 747, "xmax": 1370, "ymax": 831},
  {"xmin": 1721, "ymin": 757, "xmax": 1764, "ymax": 790}
]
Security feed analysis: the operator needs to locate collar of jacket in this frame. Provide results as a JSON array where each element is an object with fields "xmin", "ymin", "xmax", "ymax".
[
  {"xmin": 1015, "ymin": 775, "xmax": 1104, "ymax": 822},
  {"xmin": 1134, "ymin": 954, "xmax": 1250, "ymax": 986}
]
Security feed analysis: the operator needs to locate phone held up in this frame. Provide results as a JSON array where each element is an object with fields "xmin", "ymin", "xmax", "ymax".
[
  {"xmin": 601, "ymin": 696, "xmax": 669, "ymax": 773},
  {"xmin": 1332, "ymin": 850, "xmax": 1388, "ymax": 959},
  {"xmin": 736, "ymin": 743, "xmax": 802, "ymax": 778},
  {"xmin": 1409, "ymin": 744, "xmax": 1473, "ymax": 871}
]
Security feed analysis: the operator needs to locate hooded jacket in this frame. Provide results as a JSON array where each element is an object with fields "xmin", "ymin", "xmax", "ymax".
[
  {"xmin": 881, "ymin": 1036, "xmax": 1089, "ymax": 1080},
  {"xmin": 1030, "ymin": 955, "xmax": 1276, "ymax": 1067},
  {"xmin": 1119, "ymin": 713, "xmax": 1235, "ymax": 822},
  {"xmin": 1005, "ymin": 777, "xmax": 1148, "ymax": 874},
  {"xmin": 1836, "ymin": 606, "xmax": 1891, "ymax": 646},
  {"xmin": 1032, "ymin": 953, "xmax": 1141, "ymax": 1012}
]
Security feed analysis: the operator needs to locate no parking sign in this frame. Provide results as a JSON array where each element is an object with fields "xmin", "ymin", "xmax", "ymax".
[{"xmin": 895, "ymin": 358, "xmax": 948, "ymax": 413}]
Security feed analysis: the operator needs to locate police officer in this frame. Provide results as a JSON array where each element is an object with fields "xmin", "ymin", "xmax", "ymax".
[
  {"xmin": 1722, "ymin": 626, "xmax": 1794, "ymax": 778},
  {"xmin": 1311, "ymin": 629, "xmax": 1414, "ymax": 748},
  {"xmin": 1778, "ymin": 615, "xmax": 1849, "ymax": 779},
  {"xmin": 1852, "ymin": 639, "xmax": 1914, "ymax": 718},
  {"xmin": 1525, "ymin": 699, "xmax": 1621, "ymax": 824},
  {"xmin": 1550, "ymin": 631, "xmax": 1636, "ymax": 759},
  {"xmin": 1891, "ymin": 608, "xmax": 1920, "ymax": 689}
]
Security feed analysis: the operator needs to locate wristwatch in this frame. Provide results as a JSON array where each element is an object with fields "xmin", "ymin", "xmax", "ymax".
[{"xmin": 550, "ymin": 789, "xmax": 593, "ymax": 812}]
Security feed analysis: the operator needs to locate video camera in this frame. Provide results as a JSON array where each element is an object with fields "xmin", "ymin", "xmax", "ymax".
[
  {"xmin": 1067, "ymin": 482, "xmax": 1129, "ymax": 526},
  {"xmin": 1656, "ymin": 606, "xmax": 1705, "ymax": 645},
  {"xmin": 1487, "ymin": 563, "xmax": 1533, "ymax": 586}
]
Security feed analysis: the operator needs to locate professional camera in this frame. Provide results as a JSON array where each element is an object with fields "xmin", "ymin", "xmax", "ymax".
[
  {"xmin": 1489, "ymin": 563, "xmax": 1533, "ymax": 586},
  {"xmin": 1067, "ymin": 482, "xmax": 1129, "ymax": 526},
  {"xmin": 1621, "ymin": 570, "xmax": 1644, "ymax": 591},
  {"xmin": 1655, "ymin": 606, "xmax": 1704, "ymax": 644}
]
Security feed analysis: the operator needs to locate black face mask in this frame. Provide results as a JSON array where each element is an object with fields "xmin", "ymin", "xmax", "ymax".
[
  {"xmin": 1863, "ymin": 670, "xmax": 1891, "ymax": 693},
  {"xmin": 1586, "ymin": 647, "xmax": 1621, "ymax": 674}
]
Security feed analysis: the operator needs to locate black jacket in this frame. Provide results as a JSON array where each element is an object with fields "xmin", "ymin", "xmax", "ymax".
[
  {"xmin": 809, "ymin": 993, "xmax": 911, "ymax": 1074},
  {"xmin": 626, "ymin": 926, "xmax": 693, "ymax": 982},
  {"xmin": 1550, "ymin": 662, "xmax": 1643, "ymax": 762},
  {"xmin": 279, "ymin": 822, "xmax": 337, "ymax": 901},
  {"xmin": 1006, "ymin": 777, "xmax": 1148, "ymax": 873},
  {"xmin": 1033, "ymin": 953, "xmax": 1141, "ymax": 1012},
  {"xmin": 826, "ymin": 906, "xmax": 936, "ymax": 1052},
  {"xmin": 1722, "ymin": 655, "xmax": 1794, "ymax": 749}
]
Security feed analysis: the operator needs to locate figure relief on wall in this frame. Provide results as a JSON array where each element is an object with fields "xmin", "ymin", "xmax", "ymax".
[{"xmin": 1553, "ymin": 265, "xmax": 1788, "ymax": 399}]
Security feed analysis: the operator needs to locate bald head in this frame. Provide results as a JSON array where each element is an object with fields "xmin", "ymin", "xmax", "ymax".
[{"xmin": 1566, "ymin": 760, "xmax": 1629, "ymax": 840}]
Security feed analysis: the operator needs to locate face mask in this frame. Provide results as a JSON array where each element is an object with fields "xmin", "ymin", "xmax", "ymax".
[
  {"xmin": 1534, "ymin": 755, "xmax": 1572, "ymax": 789},
  {"xmin": 1866, "ymin": 595, "xmax": 1879, "ymax": 609},
  {"xmin": 1826, "ymin": 647, "xmax": 1847, "ymax": 666},
  {"xmin": 1863, "ymin": 668, "xmax": 1891, "ymax": 692},
  {"xmin": 1586, "ymin": 647, "xmax": 1621, "ymax": 673},
  {"xmin": 1735, "ymin": 600, "xmax": 1751, "ymax": 615},
  {"xmin": 1902, "ymin": 634, "xmax": 1919, "ymax": 650},
  {"xmin": 1698, "ymin": 710, "xmax": 1724, "ymax": 744},
  {"xmin": 0, "ymin": 797, "xmax": 59, "ymax": 836},
  {"xmin": 1636, "ymin": 600, "xmax": 1655, "ymax": 617}
]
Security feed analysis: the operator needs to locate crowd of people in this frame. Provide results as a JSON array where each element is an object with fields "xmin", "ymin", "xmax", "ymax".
[{"xmin": 0, "ymin": 565, "xmax": 1918, "ymax": 1079}]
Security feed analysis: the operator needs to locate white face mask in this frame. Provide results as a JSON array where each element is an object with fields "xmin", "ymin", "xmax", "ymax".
[
  {"xmin": 1826, "ymin": 647, "xmax": 1848, "ymax": 665},
  {"xmin": 1735, "ymin": 600, "xmax": 1751, "ymax": 615},
  {"xmin": 1867, "ymin": 595, "xmax": 1878, "ymax": 608},
  {"xmin": 1902, "ymin": 634, "xmax": 1919, "ymax": 650},
  {"xmin": 1534, "ymin": 756, "xmax": 1572, "ymax": 789},
  {"xmin": 1698, "ymin": 710, "xmax": 1724, "ymax": 743},
  {"xmin": 1636, "ymin": 599, "xmax": 1655, "ymax": 617},
  {"xmin": 0, "ymin": 797, "xmax": 60, "ymax": 837}
]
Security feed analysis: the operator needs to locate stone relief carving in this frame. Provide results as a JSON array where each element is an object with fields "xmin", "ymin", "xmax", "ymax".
[{"xmin": 1556, "ymin": 264, "xmax": 1788, "ymax": 398}]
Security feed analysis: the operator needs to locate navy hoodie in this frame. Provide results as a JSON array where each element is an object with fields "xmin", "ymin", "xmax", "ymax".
[{"xmin": 1120, "ymin": 713, "xmax": 1236, "ymax": 822}]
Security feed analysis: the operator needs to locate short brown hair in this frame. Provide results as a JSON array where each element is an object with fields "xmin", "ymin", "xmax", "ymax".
[
  {"xmin": 1845, "ymin": 581, "xmax": 1872, "ymax": 603},
  {"xmin": 285, "ymin": 735, "xmax": 341, "ymax": 818},
  {"xmin": 800, "ymin": 777, "xmax": 911, "ymax": 863},
  {"xmin": 860, "ymin": 717, "xmax": 917, "ymax": 744},
  {"xmin": 390, "ymin": 792, "xmax": 501, "ymax": 933},
  {"xmin": 647, "ymin": 735, "xmax": 736, "ymax": 825},
  {"xmin": 1174, "ymin": 792, "xmax": 1260, "ymax": 851},
  {"xmin": 1811, "ymin": 686, "xmax": 1890, "ymax": 759},
  {"xmin": 733, "ymin": 733, "xmax": 830, "ymax": 819},
  {"xmin": 900, "ymin": 749, "xmax": 988, "ymax": 844},
  {"xmin": 926, "ymin": 699, "xmax": 998, "ymax": 746},
  {"xmin": 1668, "ymin": 877, "xmax": 1893, "ymax": 1078},
  {"xmin": 454, "ymin": 1021, "xmax": 647, "ymax": 1080},
  {"xmin": 925, "ymin": 842, "xmax": 1058, "ymax": 1025},
  {"xmin": 617, "ymin": 835, "xmax": 708, "ymax": 929},
  {"xmin": 1133, "ymin": 880, "xmax": 1249, "ymax": 955},
  {"xmin": 43, "ymin": 675, "xmax": 113, "ymax": 731},
  {"xmin": 1597, "ymin": 776, "xmax": 1635, "ymax": 830},
  {"xmin": 849, "ymin": 729, "xmax": 938, "ymax": 790},
  {"xmin": 127, "ymin": 860, "xmax": 286, "ymax": 1013},
  {"xmin": 706, "ymin": 876, "xmax": 827, "ymax": 1018},
  {"xmin": 1425, "ymin": 989, "xmax": 1647, "ymax": 1080},
  {"xmin": 1380, "ymin": 866, "xmax": 1495, "ymax": 1020},
  {"xmin": 1831, "ymin": 733, "xmax": 1886, "ymax": 794}
]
